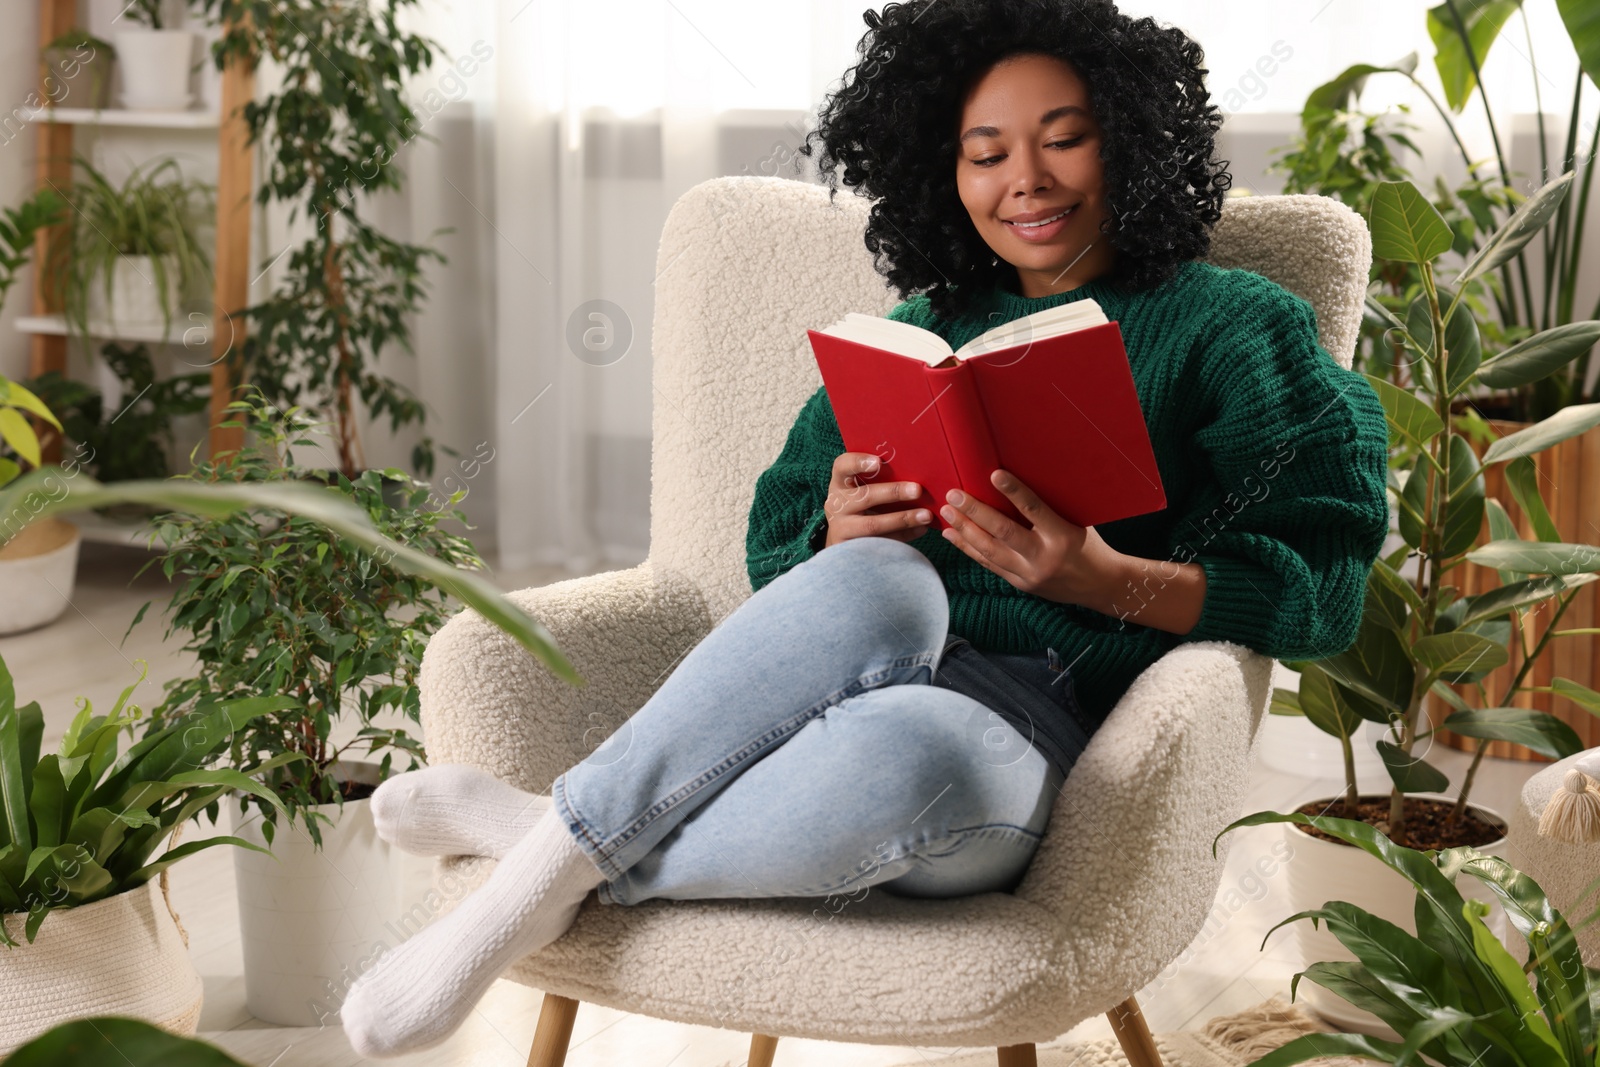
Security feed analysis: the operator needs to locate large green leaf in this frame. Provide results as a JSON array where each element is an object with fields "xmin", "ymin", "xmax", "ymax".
[
  {"xmin": 1298, "ymin": 663, "xmax": 1367, "ymax": 738},
  {"xmin": 1459, "ymin": 573, "xmax": 1596, "ymax": 626},
  {"xmin": 1476, "ymin": 322, "xmax": 1600, "ymax": 390},
  {"xmin": 1377, "ymin": 739, "xmax": 1451, "ymax": 792},
  {"xmin": 1413, "ymin": 631, "xmax": 1508, "ymax": 677},
  {"xmin": 1293, "ymin": 961, "xmax": 1486, "ymax": 1066},
  {"xmin": 1304, "ymin": 54, "xmax": 1420, "ymax": 114},
  {"xmin": 1319, "ymin": 619, "xmax": 1415, "ymax": 712},
  {"xmin": 1440, "ymin": 432, "xmax": 1486, "ymax": 558},
  {"xmin": 1406, "ymin": 288, "xmax": 1481, "ymax": 396},
  {"xmin": 1503, "ymin": 456, "xmax": 1561, "ymax": 543},
  {"xmin": 1456, "ymin": 170, "xmax": 1575, "ymax": 288},
  {"xmin": 1440, "ymin": 707, "xmax": 1585, "ymax": 759},
  {"xmin": 1244, "ymin": 1030, "xmax": 1412, "ymax": 1067},
  {"xmin": 1482, "ymin": 403, "xmax": 1600, "ymax": 465},
  {"xmin": 1370, "ymin": 180, "xmax": 1457, "ymax": 264},
  {"xmin": 0, "ymin": 468, "xmax": 583, "ymax": 687},
  {"xmin": 1463, "ymin": 896, "xmax": 1566, "ymax": 1061},
  {"xmin": 1483, "ymin": 499, "xmax": 1528, "ymax": 584},
  {"xmin": 1467, "ymin": 541, "xmax": 1600, "ymax": 576},
  {"xmin": 122, "ymin": 833, "xmax": 276, "ymax": 890},
  {"xmin": 1, "ymin": 1015, "xmax": 254, "ymax": 1066},
  {"xmin": 1551, "ymin": 677, "xmax": 1600, "ymax": 715},
  {"xmin": 1427, "ymin": 0, "xmax": 1523, "ymax": 111},
  {"xmin": 1557, "ymin": 0, "xmax": 1600, "ymax": 95},
  {"xmin": 1364, "ymin": 372, "xmax": 1443, "ymax": 447}
]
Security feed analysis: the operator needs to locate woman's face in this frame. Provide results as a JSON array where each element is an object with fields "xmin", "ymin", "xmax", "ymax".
[{"xmin": 955, "ymin": 52, "xmax": 1116, "ymax": 299}]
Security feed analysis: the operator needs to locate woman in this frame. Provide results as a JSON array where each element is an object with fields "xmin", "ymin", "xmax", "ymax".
[{"xmin": 342, "ymin": 0, "xmax": 1391, "ymax": 1056}]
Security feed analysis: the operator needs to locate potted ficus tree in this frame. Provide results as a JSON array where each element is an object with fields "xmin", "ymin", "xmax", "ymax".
[
  {"xmin": 128, "ymin": 393, "xmax": 496, "ymax": 1026},
  {"xmin": 1212, "ymin": 811, "xmax": 1600, "ymax": 1067},
  {"xmin": 1231, "ymin": 168, "xmax": 1600, "ymax": 1035},
  {"xmin": 0, "ymin": 651, "xmax": 305, "ymax": 1055}
]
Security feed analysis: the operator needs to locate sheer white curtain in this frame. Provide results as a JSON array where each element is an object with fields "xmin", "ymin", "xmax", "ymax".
[{"xmin": 353, "ymin": 0, "xmax": 1595, "ymax": 575}]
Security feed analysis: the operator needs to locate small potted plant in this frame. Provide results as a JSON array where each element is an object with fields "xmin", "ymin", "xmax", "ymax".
[
  {"xmin": 1214, "ymin": 810, "xmax": 1600, "ymax": 1065},
  {"xmin": 41, "ymin": 28, "xmax": 117, "ymax": 111},
  {"xmin": 1223, "ymin": 169, "xmax": 1600, "ymax": 1034},
  {"xmin": 0, "ymin": 651, "xmax": 307, "ymax": 1055},
  {"xmin": 130, "ymin": 394, "xmax": 494, "ymax": 1026},
  {"xmin": 53, "ymin": 156, "xmax": 213, "ymax": 349},
  {"xmin": 114, "ymin": 0, "xmax": 196, "ymax": 111}
]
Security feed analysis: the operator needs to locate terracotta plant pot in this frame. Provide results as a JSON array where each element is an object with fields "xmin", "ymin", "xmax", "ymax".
[
  {"xmin": 1442, "ymin": 418, "xmax": 1600, "ymax": 761},
  {"xmin": 0, "ymin": 876, "xmax": 202, "ymax": 1055},
  {"xmin": 0, "ymin": 517, "xmax": 81, "ymax": 635},
  {"xmin": 1281, "ymin": 792, "xmax": 1511, "ymax": 1038}
]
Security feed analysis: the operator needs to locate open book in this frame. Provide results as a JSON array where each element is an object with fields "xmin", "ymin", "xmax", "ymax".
[{"xmin": 806, "ymin": 300, "xmax": 1166, "ymax": 532}]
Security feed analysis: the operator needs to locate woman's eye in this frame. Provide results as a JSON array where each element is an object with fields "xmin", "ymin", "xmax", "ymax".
[{"xmin": 970, "ymin": 138, "xmax": 1084, "ymax": 167}]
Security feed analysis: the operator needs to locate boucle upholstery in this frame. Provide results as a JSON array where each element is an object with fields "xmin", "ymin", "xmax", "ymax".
[
  {"xmin": 418, "ymin": 177, "xmax": 1371, "ymax": 1047},
  {"xmin": 1508, "ymin": 750, "xmax": 1600, "ymax": 965}
]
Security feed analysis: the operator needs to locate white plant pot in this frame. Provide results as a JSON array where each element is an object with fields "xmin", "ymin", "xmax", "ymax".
[
  {"xmin": 87, "ymin": 254, "xmax": 180, "ymax": 334},
  {"xmin": 114, "ymin": 29, "xmax": 194, "ymax": 111},
  {"xmin": 228, "ymin": 759, "xmax": 417, "ymax": 1027},
  {"xmin": 1283, "ymin": 793, "xmax": 1514, "ymax": 1037},
  {"xmin": 0, "ymin": 518, "xmax": 80, "ymax": 635},
  {"xmin": 0, "ymin": 877, "xmax": 202, "ymax": 1055}
]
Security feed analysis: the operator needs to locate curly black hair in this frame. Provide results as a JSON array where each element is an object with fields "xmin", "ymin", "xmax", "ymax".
[{"xmin": 797, "ymin": 0, "xmax": 1233, "ymax": 322}]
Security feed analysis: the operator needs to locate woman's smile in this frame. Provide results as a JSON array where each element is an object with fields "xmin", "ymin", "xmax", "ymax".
[{"xmin": 1002, "ymin": 203, "xmax": 1078, "ymax": 242}]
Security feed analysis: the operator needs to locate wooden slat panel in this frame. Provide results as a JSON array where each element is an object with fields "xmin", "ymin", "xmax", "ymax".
[
  {"xmin": 29, "ymin": 0, "xmax": 76, "ymax": 464},
  {"xmin": 207, "ymin": 19, "xmax": 255, "ymax": 459}
]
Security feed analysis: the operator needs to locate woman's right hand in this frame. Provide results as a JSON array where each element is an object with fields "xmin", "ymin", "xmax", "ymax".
[{"xmin": 822, "ymin": 452, "xmax": 931, "ymax": 548}]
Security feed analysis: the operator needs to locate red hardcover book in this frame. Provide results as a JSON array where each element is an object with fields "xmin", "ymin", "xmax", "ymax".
[{"xmin": 807, "ymin": 299, "xmax": 1165, "ymax": 532}]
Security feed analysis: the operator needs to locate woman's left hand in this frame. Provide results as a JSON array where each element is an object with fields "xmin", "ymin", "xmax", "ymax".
[{"xmin": 938, "ymin": 468, "xmax": 1125, "ymax": 607}]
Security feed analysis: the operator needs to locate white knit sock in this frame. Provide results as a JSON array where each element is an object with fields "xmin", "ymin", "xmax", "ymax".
[
  {"xmin": 370, "ymin": 763, "xmax": 550, "ymax": 858},
  {"xmin": 341, "ymin": 806, "xmax": 607, "ymax": 1057}
]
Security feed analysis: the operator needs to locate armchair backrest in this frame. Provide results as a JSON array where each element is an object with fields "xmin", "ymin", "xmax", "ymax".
[{"xmin": 645, "ymin": 177, "xmax": 1373, "ymax": 618}]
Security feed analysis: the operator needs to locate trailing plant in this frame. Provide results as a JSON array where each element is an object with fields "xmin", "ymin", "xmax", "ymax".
[
  {"xmin": 0, "ymin": 649, "xmax": 306, "ymax": 947},
  {"xmin": 51, "ymin": 155, "xmax": 214, "ymax": 350},
  {"xmin": 190, "ymin": 0, "xmax": 449, "ymax": 479},
  {"xmin": 1266, "ymin": 169, "xmax": 1600, "ymax": 847},
  {"xmin": 25, "ymin": 341, "xmax": 210, "ymax": 483},
  {"xmin": 130, "ymin": 395, "xmax": 489, "ymax": 846},
  {"xmin": 1213, "ymin": 810, "xmax": 1600, "ymax": 1067}
]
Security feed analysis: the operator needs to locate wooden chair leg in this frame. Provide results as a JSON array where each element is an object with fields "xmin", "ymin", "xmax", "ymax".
[
  {"xmin": 526, "ymin": 993, "xmax": 581, "ymax": 1067},
  {"xmin": 1108, "ymin": 994, "xmax": 1164, "ymax": 1067},
  {"xmin": 749, "ymin": 1032, "xmax": 780, "ymax": 1067},
  {"xmin": 997, "ymin": 1043, "xmax": 1038, "ymax": 1066}
]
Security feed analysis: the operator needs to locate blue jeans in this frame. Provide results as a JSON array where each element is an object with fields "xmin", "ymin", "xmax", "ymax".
[{"xmin": 550, "ymin": 536, "xmax": 1070, "ymax": 906}]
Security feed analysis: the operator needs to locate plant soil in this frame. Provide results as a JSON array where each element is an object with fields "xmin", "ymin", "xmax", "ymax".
[{"xmin": 1291, "ymin": 794, "xmax": 1504, "ymax": 850}]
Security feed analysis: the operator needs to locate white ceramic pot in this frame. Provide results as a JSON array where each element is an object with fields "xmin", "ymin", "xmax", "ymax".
[
  {"xmin": 1283, "ymin": 792, "xmax": 1512, "ymax": 1037},
  {"xmin": 87, "ymin": 254, "xmax": 180, "ymax": 334},
  {"xmin": 0, "ymin": 876, "xmax": 202, "ymax": 1055},
  {"xmin": 228, "ymin": 759, "xmax": 417, "ymax": 1027},
  {"xmin": 114, "ymin": 29, "xmax": 194, "ymax": 110},
  {"xmin": 0, "ymin": 518, "xmax": 80, "ymax": 635}
]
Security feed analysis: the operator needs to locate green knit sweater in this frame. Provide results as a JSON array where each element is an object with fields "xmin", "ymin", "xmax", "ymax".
[{"xmin": 745, "ymin": 258, "xmax": 1391, "ymax": 721}]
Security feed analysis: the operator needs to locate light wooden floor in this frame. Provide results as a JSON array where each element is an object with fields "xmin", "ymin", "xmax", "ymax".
[{"xmin": 1, "ymin": 542, "xmax": 1551, "ymax": 1067}]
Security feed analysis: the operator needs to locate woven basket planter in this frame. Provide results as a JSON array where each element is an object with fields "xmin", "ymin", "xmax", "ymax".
[{"xmin": 0, "ymin": 869, "xmax": 202, "ymax": 1056}]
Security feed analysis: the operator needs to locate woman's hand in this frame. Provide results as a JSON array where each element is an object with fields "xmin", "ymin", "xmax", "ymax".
[{"xmin": 937, "ymin": 468, "xmax": 1123, "ymax": 605}]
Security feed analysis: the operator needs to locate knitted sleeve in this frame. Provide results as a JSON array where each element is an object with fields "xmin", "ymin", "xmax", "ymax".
[
  {"xmin": 744, "ymin": 299, "xmax": 919, "ymax": 592},
  {"xmin": 1168, "ymin": 281, "xmax": 1391, "ymax": 660}
]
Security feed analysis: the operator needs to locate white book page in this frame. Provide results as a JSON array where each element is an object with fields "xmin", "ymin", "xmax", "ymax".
[
  {"xmin": 952, "ymin": 299, "xmax": 1107, "ymax": 360},
  {"xmin": 817, "ymin": 313, "xmax": 953, "ymax": 366}
]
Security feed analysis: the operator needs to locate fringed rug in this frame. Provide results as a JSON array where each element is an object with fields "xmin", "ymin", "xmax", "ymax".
[{"xmin": 887, "ymin": 996, "xmax": 1367, "ymax": 1067}]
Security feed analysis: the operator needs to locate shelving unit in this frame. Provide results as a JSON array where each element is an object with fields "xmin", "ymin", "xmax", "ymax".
[{"xmin": 27, "ymin": 0, "xmax": 255, "ymax": 476}]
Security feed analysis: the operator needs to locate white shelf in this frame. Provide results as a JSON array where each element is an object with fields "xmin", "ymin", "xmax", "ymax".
[
  {"xmin": 16, "ymin": 314, "xmax": 212, "ymax": 346},
  {"xmin": 20, "ymin": 106, "xmax": 220, "ymax": 129}
]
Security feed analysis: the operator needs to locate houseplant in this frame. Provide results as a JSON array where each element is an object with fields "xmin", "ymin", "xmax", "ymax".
[
  {"xmin": 2, "ymin": 1017, "xmax": 252, "ymax": 1066},
  {"xmin": 0, "ymin": 649, "xmax": 305, "ymax": 1054},
  {"xmin": 191, "ymin": 0, "xmax": 448, "ymax": 478},
  {"xmin": 53, "ymin": 156, "xmax": 213, "ymax": 349},
  {"xmin": 1213, "ymin": 810, "xmax": 1600, "ymax": 1066},
  {"xmin": 128, "ymin": 393, "xmax": 492, "ymax": 1024},
  {"xmin": 0, "ymin": 187, "xmax": 75, "ymax": 635},
  {"xmin": 114, "ymin": 0, "xmax": 197, "ymax": 111},
  {"xmin": 41, "ymin": 28, "xmax": 116, "ymax": 111},
  {"xmin": 1242, "ymin": 169, "xmax": 1600, "ymax": 1032}
]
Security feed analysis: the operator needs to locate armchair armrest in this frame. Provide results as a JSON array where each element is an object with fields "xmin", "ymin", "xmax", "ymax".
[
  {"xmin": 417, "ymin": 560, "xmax": 716, "ymax": 793},
  {"xmin": 1015, "ymin": 641, "xmax": 1273, "ymax": 1015}
]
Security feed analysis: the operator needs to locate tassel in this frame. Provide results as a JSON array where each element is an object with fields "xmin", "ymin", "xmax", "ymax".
[{"xmin": 1538, "ymin": 766, "xmax": 1600, "ymax": 844}]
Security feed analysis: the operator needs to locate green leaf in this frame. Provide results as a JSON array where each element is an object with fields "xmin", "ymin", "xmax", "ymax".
[
  {"xmin": 0, "ymin": 408, "xmax": 41, "ymax": 468},
  {"xmin": 1459, "ymin": 573, "xmax": 1596, "ymax": 626},
  {"xmin": 1, "ymin": 1016, "xmax": 255, "ymax": 1066},
  {"xmin": 1440, "ymin": 706, "xmax": 1585, "ymax": 759},
  {"xmin": 1297, "ymin": 663, "xmax": 1366, "ymax": 738},
  {"xmin": 1456, "ymin": 170, "xmax": 1575, "ymax": 287},
  {"xmin": 1462, "ymin": 896, "xmax": 1566, "ymax": 1060},
  {"xmin": 122, "ymin": 833, "xmax": 277, "ymax": 889},
  {"xmin": 1413, "ymin": 631, "xmax": 1509, "ymax": 676},
  {"xmin": 1476, "ymin": 322, "xmax": 1600, "ymax": 389},
  {"xmin": 1319, "ymin": 620, "xmax": 1415, "ymax": 712},
  {"xmin": 1377, "ymin": 739, "xmax": 1451, "ymax": 792},
  {"xmin": 1243, "ymin": 1030, "xmax": 1411, "ymax": 1067},
  {"xmin": 1427, "ymin": 0, "xmax": 1522, "ymax": 111},
  {"xmin": 1363, "ymin": 372, "xmax": 1443, "ymax": 446},
  {"xmin": 1558, "ymin": 0, "xmax": 1600, "ymax": 96},
  {"xmin": 1551, "ymin": 677, "xmax": 1600, "ymax": 715},
  {"xmin": 1467, "ymin": 541, "xmax": 1600, "ymax": 576},
  {"xmin": 1503, "ymin": 456, "xmax": 1561, "ymax": 542},
  {"xmin": 1483, "ymin": 403, "xmax": 1600, "ymax": 466},
  {"xmin": 1438, "ymin": 432, "xmax": 1485, "ymax": 558},
  {"xmin": 1483, "ymin": 499, "xmax": 1528, "ymax": 583},
  {"xmin": 1369, "ymin": 180, "xmax": 1457, "ymax": 264},
  {"xmin": 1270, "ymin": 686, "xmax": 1305, "ymax": 716}
]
